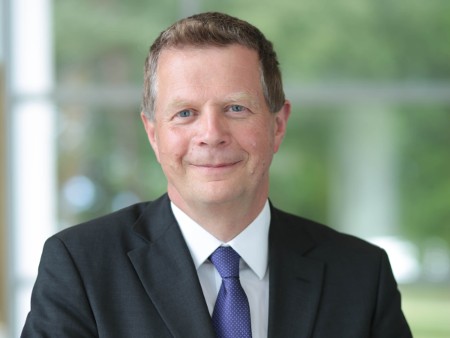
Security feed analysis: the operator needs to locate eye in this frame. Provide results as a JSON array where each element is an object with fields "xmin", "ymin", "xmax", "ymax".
[
  {"xmin": 229, "ymin": 105, "xmax": 246, "ymax": 112},
  {"xmin": 176, "ymin": 109, "xmax": 192, "ymax": 118}
]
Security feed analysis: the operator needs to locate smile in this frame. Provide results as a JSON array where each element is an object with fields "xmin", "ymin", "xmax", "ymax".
[
  {"xmin": 197, "ymin": 162, "xmax": 238, "ymax": 168},
  {"xmin": 191, "ymin": 161, "xmax": 241, "ymax": 172}
]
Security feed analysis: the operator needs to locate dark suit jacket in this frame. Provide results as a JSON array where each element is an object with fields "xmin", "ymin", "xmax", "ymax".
[{"xmin": 22, "ymin": 194, "xmax": 412, "ymax": 337}]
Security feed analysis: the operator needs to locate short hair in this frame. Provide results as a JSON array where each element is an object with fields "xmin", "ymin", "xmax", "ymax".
[{"xmin": 142, "ymin": 12, "xmax": 285, "ymax": 120}]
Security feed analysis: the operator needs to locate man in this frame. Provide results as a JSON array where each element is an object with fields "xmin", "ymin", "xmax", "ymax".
[{"xmin": 22, "ymin": 12, "xmax": 412, "ymax": 338}]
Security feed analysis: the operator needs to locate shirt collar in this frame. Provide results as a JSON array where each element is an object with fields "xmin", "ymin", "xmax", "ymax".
[{"xmin": 171, "ymin": 201, "xmax": 270, "ymax": 280}]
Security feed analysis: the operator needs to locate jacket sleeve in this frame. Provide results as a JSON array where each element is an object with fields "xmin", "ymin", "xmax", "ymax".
[
  {"xmin": 371, "ymin": 249, "xmax": 413, "ymax": 338},
  {"xmin": 21, "ymin": 236, "xmax": 98, "ymax": 338}
]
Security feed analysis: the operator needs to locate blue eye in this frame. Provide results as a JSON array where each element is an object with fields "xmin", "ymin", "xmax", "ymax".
[
  {"xmin": 230, "ymin": 105, "xmax": 245, "ymax": 112},
  {"xmin": 177, "ymin": 110, "xmax": 192, "ymax": 118}
]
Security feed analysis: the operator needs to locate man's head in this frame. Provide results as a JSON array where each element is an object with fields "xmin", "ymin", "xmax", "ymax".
[
  {"xmin": 140, "ymin": 12, "xmax": 290, "ymax": 235},
  {"xmin": 142, "ymin": 12, "xmax": 285, "ymax": 120}
]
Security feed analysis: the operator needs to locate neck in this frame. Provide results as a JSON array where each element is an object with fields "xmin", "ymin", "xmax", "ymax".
[{"xmin": 169, "ymin": 193, "xmax": 267, "ymax": 242}]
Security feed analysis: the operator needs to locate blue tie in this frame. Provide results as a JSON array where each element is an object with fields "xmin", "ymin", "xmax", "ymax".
[{"xmin": 210, "ymin": 246, "xmax": 252, "ymax": 338}]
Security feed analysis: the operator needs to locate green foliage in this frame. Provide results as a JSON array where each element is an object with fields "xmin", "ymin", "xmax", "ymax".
[
  {"xmin": 203, "ymin": 0, "xmax": 450, "ymax": 80},
  {"xmin": 270, "ymin": 107, "xmax": 334, "ymax": 224},
  {"xmin": 54, "ymin": 0, "xmax": 450, "ymax": 83},
  {"xmin": 54, "ymin": 0, "xmax": 180, "ymax": 83},
  {"xmin": 398, "ymin": 106, "xmax": 450, "ymax": 244}
]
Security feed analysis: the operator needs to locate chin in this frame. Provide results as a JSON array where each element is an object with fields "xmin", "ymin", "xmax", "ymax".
[{"xmin": 190, "ymin": 185, "xmax": 244, "ymax": 205}]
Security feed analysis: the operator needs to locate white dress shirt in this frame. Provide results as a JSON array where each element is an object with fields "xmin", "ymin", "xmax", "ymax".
[{"xmin": 172, "ymin": 201, "xmax": 270, "ymax": 338}]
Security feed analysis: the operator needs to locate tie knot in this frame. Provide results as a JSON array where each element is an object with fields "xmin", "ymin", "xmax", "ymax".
[{"xmin": 210, "ymin": 246, "xmax": 241, "ymax": 279}]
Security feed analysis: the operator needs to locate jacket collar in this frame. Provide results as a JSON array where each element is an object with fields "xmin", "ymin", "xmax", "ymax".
[
  {"xmin": 268, "ymin": 206, "xmax": 325, "ymax": 338},
  {"xmin": 128, "ymin": 194, "xmax": 216, "ymax": 338}
]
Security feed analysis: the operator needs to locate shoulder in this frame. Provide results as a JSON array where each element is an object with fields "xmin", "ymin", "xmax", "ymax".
[
  {"xmin": 269, "ymin": 208, "xmax": 411, "ymax": 337},
  {"xmin": 55, "ymin": 202, "xmax": 148, "ymax": 241},
  {"xmin": 49, "ymin": 194, "xmax": 171, "ymax": 252},
  {"xmin": 269, "ymin": 205, "xmax": 396, "ymax": 296}
]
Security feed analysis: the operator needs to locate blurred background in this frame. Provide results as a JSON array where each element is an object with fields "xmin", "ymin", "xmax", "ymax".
[{"xmin": 1, "ymin": 0, "xmax": 450, "ymax": 337}]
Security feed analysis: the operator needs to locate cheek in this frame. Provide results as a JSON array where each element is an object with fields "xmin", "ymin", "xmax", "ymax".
[
  {"xmin": 157, "ymin": 130, "xmax": 189, "ymax": 165},
  {"xmin": 245, "ymin": 129, "xmax": 275, "ymax": 166}
]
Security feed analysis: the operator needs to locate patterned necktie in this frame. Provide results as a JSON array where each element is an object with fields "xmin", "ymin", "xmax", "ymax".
[{"xmin": 210, "ymin": 246, "xmax": 252, "ymax": 338}]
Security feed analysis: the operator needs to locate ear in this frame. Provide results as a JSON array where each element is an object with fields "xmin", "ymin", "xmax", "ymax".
[
  {"xmin": 140, "ymin": 112, "xmax": 161, "ymax": 162},
  {"xmin": 273, "ymin": 100, "xmax": 291, "ymax": 153}
]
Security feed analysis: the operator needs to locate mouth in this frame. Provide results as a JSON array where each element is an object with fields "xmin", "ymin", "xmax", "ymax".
[
  {"xmin": 190, "ymin": 160, "xmax": 241, "ymax": 173},
  {"xmin": 196, "ymin": 162, "xmax": 239, "ymax": 168}
]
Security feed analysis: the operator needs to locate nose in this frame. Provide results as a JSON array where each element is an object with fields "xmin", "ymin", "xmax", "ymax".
[{"xmin": 197, "ymin": 109, "xmax": 230, "ymax": 147}]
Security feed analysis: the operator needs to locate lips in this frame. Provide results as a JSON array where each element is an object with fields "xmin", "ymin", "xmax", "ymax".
[
  {"xmin": 194, "ymin": 161, "xmax": 240, "ymax": 168},
  {"xmin": 188, "ymin": 153, "xmax": 243, "ymax": 167},
  {"xmin": 195, "ymin": 161, "xmax": 239, "ymax": 168}
]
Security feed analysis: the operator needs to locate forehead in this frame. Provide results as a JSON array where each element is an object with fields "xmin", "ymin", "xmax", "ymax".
[
  {"xmin": 156, "ymin": 45, "xmax": 263, "ymax": 100},
  {"xmin": 157, "ymin": 44, "xmax": 260, "ymax": 72}
]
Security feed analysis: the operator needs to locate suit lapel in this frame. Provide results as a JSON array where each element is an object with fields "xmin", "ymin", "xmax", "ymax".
[
  {"xmin": 268, "ymin": 207, "xmax": 325, "ymax": 338},
  {"xmin": 126, "ymin": 196, "xmax": 325, "ymax": 337},
  {"xmin": 127, "ymin": 195, "xmax": 216, "ymax": 338}
]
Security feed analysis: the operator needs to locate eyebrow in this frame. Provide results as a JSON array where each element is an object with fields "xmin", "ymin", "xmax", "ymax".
[
  {"xmin": 165, "ymin": 99, "xmax": 192, "ymax": 111},
  {"xmin": 225, "ymin": 92, "xmax": 260, "ymax": 108},
  {"xmin": 164, "ymin": 91, "xmax": 261, "ymax": 113}
]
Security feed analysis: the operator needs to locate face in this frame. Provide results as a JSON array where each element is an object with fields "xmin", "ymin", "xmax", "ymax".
[{"xmin": 142, "ymin": 44, "xmax": 290, "ymax": 212}]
